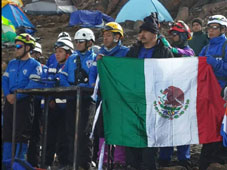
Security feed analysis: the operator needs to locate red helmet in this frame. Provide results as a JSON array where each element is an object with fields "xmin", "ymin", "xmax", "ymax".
[{"xmin": 169, "ymin": 20, "xmax": 192, "ymax": 40}]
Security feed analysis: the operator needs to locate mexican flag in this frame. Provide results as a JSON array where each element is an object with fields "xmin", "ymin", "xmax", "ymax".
[{"xmin": 98, "ymin": 56, "xmax": 225, "ymax": 147}]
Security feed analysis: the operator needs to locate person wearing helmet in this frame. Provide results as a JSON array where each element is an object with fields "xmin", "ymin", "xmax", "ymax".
[
  {"xmin": 158, "ymin": 21, "xmax": 194, "ymax": 170},
  {"xmin": 30, "ymin": 42, "xmax": 46, "ymax": 65},
  {"xmin": 2, "ymin": 33, "xmax": 42, "ymax": 161},
  {"xmin": 97, "ymin": 22, "xmax": 128, "ymax": 60},
  {"xmin": 46, "ymin": 32, "xmax": 72, "ymax": 68},
  {"xmin": 59, "ymin": 28, "xmax": 97, "ymax": 170},
  {"xmin": 188, "ymin": 18, "xmax": 209, "ymax": 56},
  {"xmin": 166, "ymin": 20, "xmax": 195, "ymax": 57},
  {"xmin": 92, "ymin": 22, "xmax": 129, "ymax": 167},
  {"xmin": 44, "ymin": 38, "xmax": 74, "ymax": 170},
  {"xmin": 27, "ymin": 41, "xmax": 49, "ymax": 167},
  {"xmin": 199, "ymin": 15, "xmax": 227, "ymax": 170},
  {"xmin": 124, "ymin": 15, "xmax": 173, "ymax": 170}
]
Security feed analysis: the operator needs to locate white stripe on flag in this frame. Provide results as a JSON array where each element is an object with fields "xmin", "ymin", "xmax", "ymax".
[{"xmin": 144, "ymin": 58, "xmax": 199, "ymax": 147}]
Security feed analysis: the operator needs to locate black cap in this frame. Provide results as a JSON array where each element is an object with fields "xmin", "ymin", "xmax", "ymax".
[
  {"xmin": 140, "ymin": 22, "xmax": 159, "ymax": 34},
  {"xmin": 192, "ymin": 18, "xmax": 203, "ymax": 26}
]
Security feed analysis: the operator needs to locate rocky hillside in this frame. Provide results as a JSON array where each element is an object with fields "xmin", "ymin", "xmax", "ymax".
[{"xmin": 2, "ymin": 0, "xmax": 227, "ymax": 68}]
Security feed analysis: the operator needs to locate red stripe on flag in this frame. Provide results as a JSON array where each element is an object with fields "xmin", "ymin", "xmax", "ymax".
[{"xmin": 197, "ymin": 57, "xmax": 225, "ymax": 144}]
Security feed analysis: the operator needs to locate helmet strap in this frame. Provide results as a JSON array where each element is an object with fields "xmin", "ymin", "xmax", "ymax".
[{"xmin": 83, "ymin": 41, "xmax": 91, "ymax": 52}]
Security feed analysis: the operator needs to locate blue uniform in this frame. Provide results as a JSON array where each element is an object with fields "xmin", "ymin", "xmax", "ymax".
[
  {"xmin": 2, "ymin": 57, "xmax": 42, "ymax": 160},
  {"xmin": 199, "ymin": 34, "xmax": 227, "ymax": 88},
  {"xmin": 90, "ymin": 41, "xmax": 129, "ymax": 84},
  {"xmin": 46, "ymin": 53, "xmax": 58, "ymax": 67},
  {"xmin": 99, "ymin": 41, "xmax": 129, "ymax": 57},
  {"xmin": 59, "ymin": 49, "xmax": 97, "ymax": 87},
  {"xmin": 2, "ymin": 57, "xmax": 42, "ymax": 99}
]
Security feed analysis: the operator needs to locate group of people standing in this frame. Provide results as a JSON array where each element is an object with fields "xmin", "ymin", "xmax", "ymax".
[{"xmin": 2, "ymin": 13, "xmax": 227, "ymax": 170}]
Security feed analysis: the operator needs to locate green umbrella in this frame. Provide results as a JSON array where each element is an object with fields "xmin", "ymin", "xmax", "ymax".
[{"xmin": 2, "ymin": 16, "xmax": 17, "ymax": 43}]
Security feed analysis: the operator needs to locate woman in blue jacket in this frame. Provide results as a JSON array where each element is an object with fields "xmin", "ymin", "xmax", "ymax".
[{"xmin": 199, "ymin": 15, "xmax": 227, "ymax": 170}]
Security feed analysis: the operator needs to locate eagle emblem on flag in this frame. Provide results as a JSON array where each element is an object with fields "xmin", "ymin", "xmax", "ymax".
[{"xmin": 154, "ymin": 86, "xmax": 190, "ymax": 120}]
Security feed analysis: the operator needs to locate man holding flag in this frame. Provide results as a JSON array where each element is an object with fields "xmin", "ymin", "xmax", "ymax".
[
  {"xmin": 97, "ymin": 16, "xmax": 226, "ymax": 170},
  {"xmin": 124, "ymin": 14, "xmax": 173, "ymax": 170}
]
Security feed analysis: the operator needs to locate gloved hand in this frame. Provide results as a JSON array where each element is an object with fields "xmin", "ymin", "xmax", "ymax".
[
  {"xmin": 159, "ymin": 35, "xmax": 172, "ymax": 49},
  {"xmin": 206, "ymin": 55, "xmax": 216, "ymax": 65},
  {"xmin": 171, "ymin": 47, "xmax": 178, "ymax": 54}
]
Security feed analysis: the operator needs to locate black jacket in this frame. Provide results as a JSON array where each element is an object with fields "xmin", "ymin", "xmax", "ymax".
[{"xmin": 126, "ymin": 38, "xmax": 174, "ymax": 59}]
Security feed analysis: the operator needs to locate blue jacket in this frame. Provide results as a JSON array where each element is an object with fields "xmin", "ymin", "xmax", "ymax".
[
  {"xmin": 90, "ymin": 41, "xmax": 129, "ymax": 84},
  {"xmin": 99, "ymin": 41, "xmax": 129, "ymax": 57},
  {"xmin": 2, "ymin": 57, "xmax": 42, "ymax": 99},
  {"xmin": 46, "ymin": 53, "xmax": 57, "ymax": 67},
  {"xmin": 199, "ymin": 34, "xmax": 227, "ymax": 88},
  {"xmin": 59, "ymin": 49, "xmax": 97, "ymax": 88},
  {"xmin": 47, "ymin": 62, "xmax": 64, "ymax": 81}
]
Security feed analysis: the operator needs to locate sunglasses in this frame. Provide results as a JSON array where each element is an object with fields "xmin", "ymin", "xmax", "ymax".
[
  {"xmin": 54, "ymin": 41, "xmax": 66, "ymax": 48},
  {"xmin": 207, "ymin": 25, "xmax": 220, "ymax": 30},
  {"xmin": 75, "ymin": 39, "xmax": 86, "ymax": 44},
  {"xmin": 15, "ymin": 44, "xmax": 24, "ymax": 49},
  {"xmin": 208, "ymin": 16, "xmax": 226, "ymax": 22},
  {"xmin": 103, "ymin": 25, "xmax": 114, "ymax": 31}
]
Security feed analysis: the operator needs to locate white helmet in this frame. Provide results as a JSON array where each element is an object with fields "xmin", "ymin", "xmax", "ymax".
[
  {"xmin": 33, "ymin": 42, "xmax": 42, "ymax": 54},
  {"xmin": 54, "ymin": 39, "xmax": 74, "ymax": 53},
  {"xmin": 74, "ymin": 28, "xmax": 95, "ymax": 42},
  {"xmin": 208, "ymin": 15, "xmax": 227, "ymax": 27},
  {"xmin": 58, "ymin": 32, "xmax": 72, "ymax": 41}
]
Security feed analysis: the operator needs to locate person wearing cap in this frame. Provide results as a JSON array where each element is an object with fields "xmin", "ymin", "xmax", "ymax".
[
  {"xmin": 59, "ymin": 28, "xmax": 97, "ymax": 170},
  {"xmin": 199, "ymin": 15, "xmax": 227, "ymax": 170},
  {"xmin": 93, "ymin": 22, "xmax": 129, "ymax": 167},
  {"xmin": 188, "ymin": 18, "xmax": 209, "ymax": 56},
  {"xmin": 2, "ymin": 33, "xmax": 42, "ymax": 161},
  {"xmin": 125, "ymin": 15, "xmax": 174, "ymax": 170},
  {"xmin": 158, "ymin": 21, "xmax": 194, "ymax": 169},
  {"xmin": 44, "ymin": 38, "xmax": 74, "ymax": 170}
]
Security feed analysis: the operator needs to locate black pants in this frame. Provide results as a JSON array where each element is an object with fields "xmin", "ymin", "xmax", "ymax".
[
  {"xmin": 45, "ymin": 102, "xmax": 68, "ymax": 166},
  {"xmin": 199, "ymin": 141, "xmax": 227, "ymax": 170},
  {"xmin": 125, "ymin": 147, "xmax": 157, "ymax": 170},
  {"xmin": 27, "ymin": 99, "xmax": 42, "ymax": 167},
  {"xmin": 3, "ymin": 97, "xmax": 33, "ymax": 143},
  {"xmin": 65, "ymin": 95, "xmax": 94, "ymax": 169}
]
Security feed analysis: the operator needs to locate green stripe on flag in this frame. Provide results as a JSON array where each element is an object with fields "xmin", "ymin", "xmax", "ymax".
[{"xmin": 98, "ymin": 56, "xmax": 148, "ymax": 147}]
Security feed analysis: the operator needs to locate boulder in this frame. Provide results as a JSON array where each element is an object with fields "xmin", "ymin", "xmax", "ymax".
[
  {"xmin": 175, "ymin": 7, "xmax": 189, "ymax": 21},
  {"xmin": 207, "ymin": 163, "xmax": 227, "ymax": 170}
]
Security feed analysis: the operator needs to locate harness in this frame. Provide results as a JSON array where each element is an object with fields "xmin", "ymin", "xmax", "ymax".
[{"xmin": 74, "ymin": 55, "xmax": 89, "ymax": 85}]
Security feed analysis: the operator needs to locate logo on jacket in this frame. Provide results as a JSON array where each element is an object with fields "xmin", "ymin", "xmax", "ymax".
[
  {"xmin": 86, "ymin": 60, "xmax": 93, "ymax": 68},
  {"xmin": 153, "ymin": 86, "xmax": 190, "ymax": 120},
  {"xmin": 23, "ymin": 69, "xmax": 27, "ymax": 75},
  {"xmin": 36, "ymin": 66, "xmax": 42, "ymax": 75}
]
